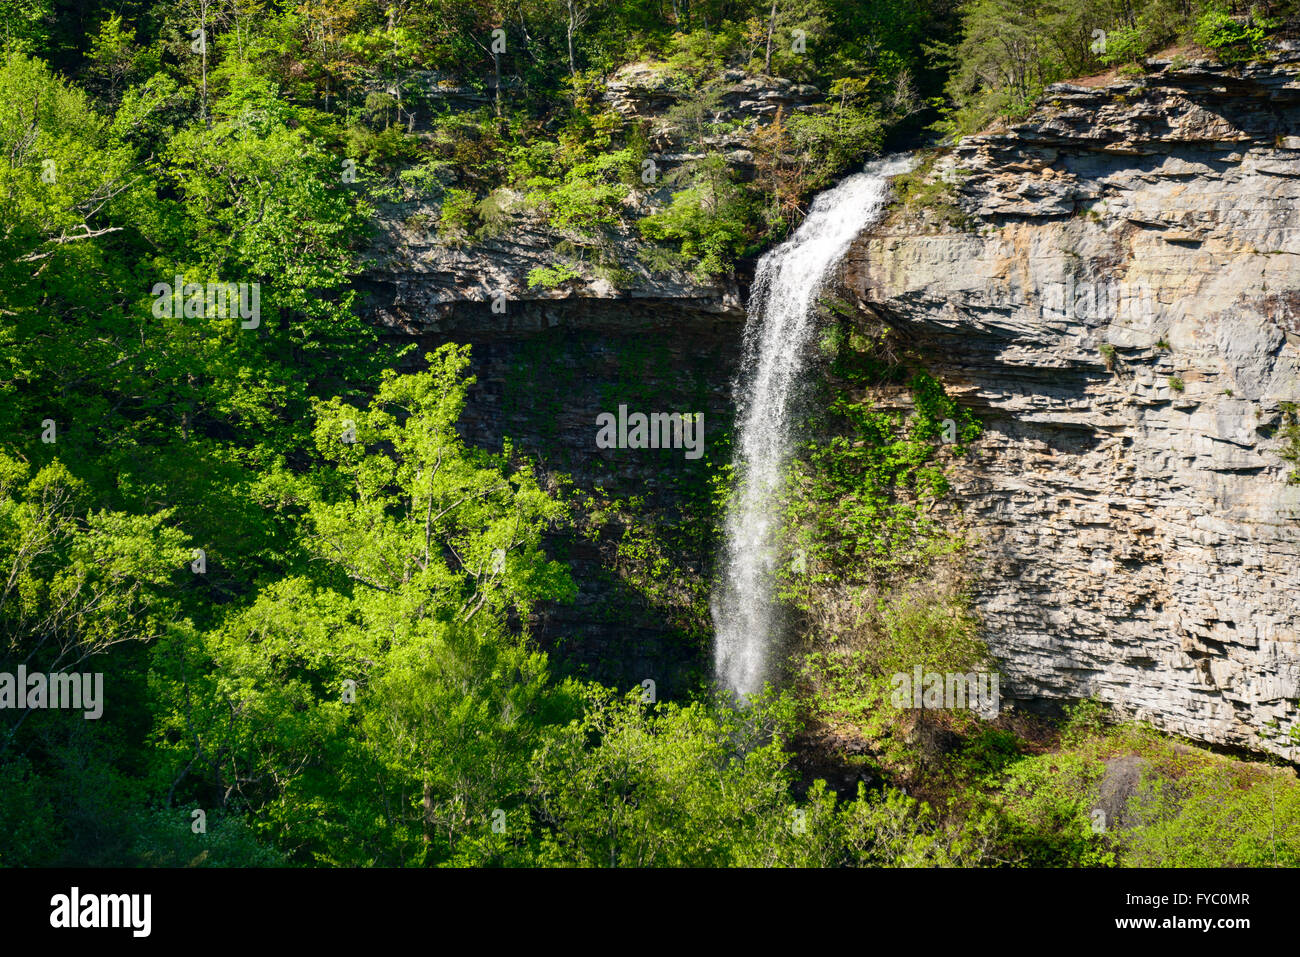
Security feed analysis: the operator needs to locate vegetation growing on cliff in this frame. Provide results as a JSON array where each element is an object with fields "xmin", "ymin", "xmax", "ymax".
[
  {"xmin": 766, "ymin": 316, "xmax": 1300, "ymax": 869},
  {"xmin": 942, "ymin": 0, "xmax": 1299, "ymax": 134},
  {"xmin": 3, "ymin": 0, "xmax": 1298, "ymax": 871},
  {"xmin": 776, "ymin": 319, "xmax": 989, "ymax": 767},
  {"xmin": 890, "ymin": 153, "xmax": 972, "ymax": 230},
  {"xmin": 1278, "ymin": 402, "xmax": 1300, "ymax": 483}
]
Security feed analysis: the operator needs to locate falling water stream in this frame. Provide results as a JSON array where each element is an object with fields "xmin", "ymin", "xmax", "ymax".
[{"xmin": 712, "ymin": 154, "xmax": 916, "ymax": 700}]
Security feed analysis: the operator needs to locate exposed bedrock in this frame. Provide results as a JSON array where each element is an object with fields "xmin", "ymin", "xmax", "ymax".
[
  {"xmin": 361, "ymin": 51, "xmax": 1300, "ymax": 755},
  {"xmin": 847, "ymin": 50, "xmax": 1300, "ymax": 758}
]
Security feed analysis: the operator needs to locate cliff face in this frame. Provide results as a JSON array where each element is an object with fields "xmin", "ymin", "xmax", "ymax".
[
  {"xmin": 359, "ymin": 78, "xmax": 766, "ymax": 692},
  {"xmin": 847, "ymin": 48, "xmax": 1300, "ymax": 757},
  {"xmin": 356, "ymin": 70, "xmax": 831, "ymax": 694},
  {"xmin": 361, "ymin": 51, "xmax": 1300, "ymax": 755},
  {"xmin": 393, "ymin": 306, "xmax": 738, "ymax": 698},
  {"xmin": 360, "ymin": 65, "xmax": 827, "ymax": 331}
]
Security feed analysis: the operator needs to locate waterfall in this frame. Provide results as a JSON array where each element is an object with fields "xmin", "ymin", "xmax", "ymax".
[{"xmin": 712, "ymin": 154, "xmax": 916, "ymax": 700}]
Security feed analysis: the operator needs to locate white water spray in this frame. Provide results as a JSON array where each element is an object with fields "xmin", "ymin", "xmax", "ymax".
[{"xmin": 712, "ymin": 154, "xmax": 915, "ymax": 700}]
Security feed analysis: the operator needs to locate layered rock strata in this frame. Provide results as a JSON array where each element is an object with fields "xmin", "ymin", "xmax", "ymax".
[{"xmin": 847, "ymin": 49, "xmax": 1300, "ymax": 757}]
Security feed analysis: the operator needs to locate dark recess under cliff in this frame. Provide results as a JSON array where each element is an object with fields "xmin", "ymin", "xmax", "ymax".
[{"xmin": 382, "ymin": 298, "xmax": 744, "ymax": 698}]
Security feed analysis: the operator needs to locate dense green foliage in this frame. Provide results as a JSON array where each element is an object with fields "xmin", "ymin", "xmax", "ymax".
[
  {"xmin": 2, "ymin": 0, "xmax": 1296, "ymax": 868},
  {"xmin": 942, "ymin": 0, "xmax": 1298, "ymax": 133},
  {"xmin": 966, "ymin": 703, "xmax": 1300, "ymax": 867}
]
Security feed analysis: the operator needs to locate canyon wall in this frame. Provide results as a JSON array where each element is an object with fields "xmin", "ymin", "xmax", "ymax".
[
  {"xmin": 362, "ymin": 173, "xmax": 750, "ymax": 696},
  {"xmin": 394, "ymin": 303, "xmax": 738, "ymax": 697},
  {"xmin": 362, "ymin": 52, "xmax": 1300, "ymax": 756},
  {"xmin": 356, "ymin": 70, "xmax": 830, "ymax": 695},
  {"xmin": 847, "ymin": 49, "xmax": 1300, "ymax": 757}
]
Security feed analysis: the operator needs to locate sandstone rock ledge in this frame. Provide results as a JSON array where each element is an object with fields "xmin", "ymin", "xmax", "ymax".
[{"xmin": 848, "ymin": 49, "xmax": 1300, "ymax": 758}]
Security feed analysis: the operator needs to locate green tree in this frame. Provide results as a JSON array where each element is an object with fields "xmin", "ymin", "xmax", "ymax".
[{"xmin": 153, "ymin": 346, "xmax": 578, "ymax": 865}]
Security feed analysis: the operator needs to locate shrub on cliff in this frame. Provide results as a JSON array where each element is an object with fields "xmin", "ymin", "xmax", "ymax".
[
  {"xmin": 639, "ymin": 154, "xmax": 759, "ymax": 277},
  {"xmin": 1194, "ymin": 5, "xmax": 1282, "ymax": 62},
  {"xmin": 941, "ymin": 0, "xmax": 1296, "ymax": 135}
]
